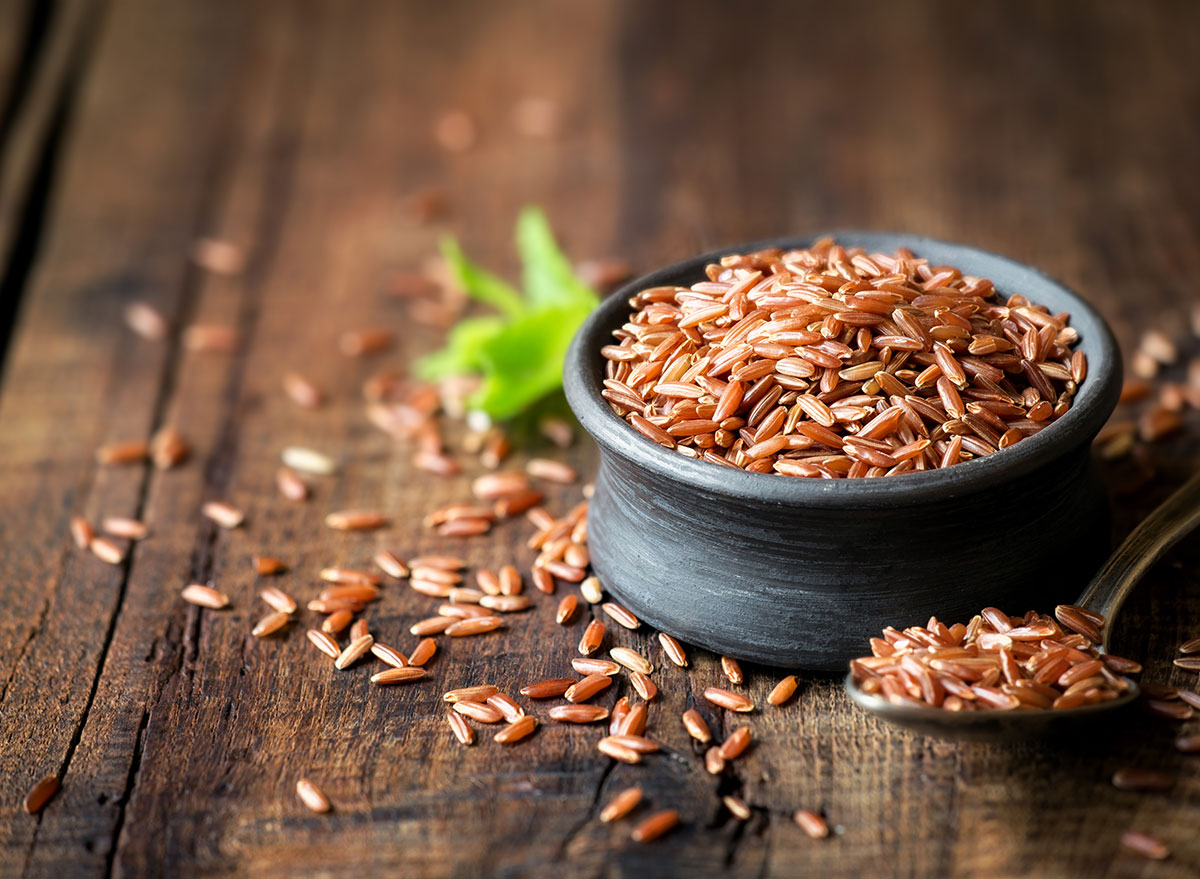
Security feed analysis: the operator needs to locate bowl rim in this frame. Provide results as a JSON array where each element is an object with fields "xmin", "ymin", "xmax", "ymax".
[{"xmin": 563, "ymin": 231, "xmax": 1122, "ymax": 507}]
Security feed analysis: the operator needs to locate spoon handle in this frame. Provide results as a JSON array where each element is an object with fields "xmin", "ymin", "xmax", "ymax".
[{"xmin": 1076, "ymin": 468, "xmax": 1200, "ymax": 650}]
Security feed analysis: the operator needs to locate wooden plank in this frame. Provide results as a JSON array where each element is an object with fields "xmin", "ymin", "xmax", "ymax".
[
  {"xmin": 1, "ymin": 0, "xmax": 1199, "ymax": 877},
  {"xmin": 0, "ymin": 0, "xmax": 31, "ymax": 123},
  {"xmin": 0, "ymin": 0, "xmax": 99, "ymax": 297},
  {"xmin": 21, "ymin": 1, "xmax": 310, "ymax": 875},
  {"xmin": 107, "ymin": 1, "xmax": 633, "ymax": 874},
  {"xmin": 0, "ymin": 0, "xmax": 267, "ymax": 873}
]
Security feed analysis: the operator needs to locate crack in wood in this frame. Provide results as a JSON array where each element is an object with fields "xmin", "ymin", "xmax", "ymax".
[
  {"xmin": 101, "ymin": 703, "xmax": 148, "ymax": 879},
  {"xmin": 0, "ymin": 0, "xmax": 102, "ymax": 377},
  {"xmin": 0, "ymin": 586, "xmax": 51, "ymax": 705},
  {"xmin": 0, "ymin": 0, "xmax": 51, "ymax": 154},
  {"xmin": 553, "ymin": 757, "xmax": 617, "ymax": 865},
  {"xmin": 2, "ymin": 5, "xmax": 111, "ymax": 876},
  {"xmin": 753, "ymin": 812, "xmax": 773, "ymax": 879}
]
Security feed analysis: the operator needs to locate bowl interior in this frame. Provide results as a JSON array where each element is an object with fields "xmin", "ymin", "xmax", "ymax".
[{"xmin": 564, "ymin": 231, "xmax": 1122, "ymax": 507}]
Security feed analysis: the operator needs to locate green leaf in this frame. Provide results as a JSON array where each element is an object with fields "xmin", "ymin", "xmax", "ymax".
[
  {"xmin": 415, "ymin": 315, "xmax": 506, "ymax": 380},
  {"xmin": 515, "ymin": 207, "xmax": 599, "ymax": 312},
  {"xmin": 468, "ymin": 304, "xmax": 593, "ymax": 419},
  {"xmin": 440, "ymin": 236, "xmax": 526, "ymax": 318},
  {"xmin": 418, "ymin": 209, "xmax": 600, "ymax": 421}
]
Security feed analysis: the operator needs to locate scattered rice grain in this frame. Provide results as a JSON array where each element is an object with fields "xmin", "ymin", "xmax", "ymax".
[
  {"xmin": 182, "ymin": 584, "xmax": 228, "ymax": 609},
  {"xmin": 296, "ymin": 779, "xmax": 331, "ymax": 813},
  {"xmin": 600, "ymin": 787, "xmax": 642, "ymax": 822},
  {"xmin": 768, "ymin": 676, "xmax": 798, "ymax": 706},
  {"xmin": 202, "ymin": 501, "xmax": 244, "ymax": 529},
  {"xmin": 281, "ymin": 446, "xmax": 338, "ymax": 475},
  {"xmin": 89, "ymin": 537, "xmax": 125, "ymax": 565}
]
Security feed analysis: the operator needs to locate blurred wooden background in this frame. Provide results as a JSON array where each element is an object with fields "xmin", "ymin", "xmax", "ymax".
[{"xmin": 1, "ymin": 1, "xmax": 1198, "ymax": 877}]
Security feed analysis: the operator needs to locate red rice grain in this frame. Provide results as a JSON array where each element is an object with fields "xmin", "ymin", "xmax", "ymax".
[
  {"xmin": 324, "ymin": 509, "xmax": 387, "ymax": 531},
  {"xmin": 446, "ymin": 709, "xmax": 475, "ymax": 746},
  {"xmin": 486, "ymin": 693, "xmax": 525, "ymax": 723},
  {"xmin": 255, "ymin": 557, "xmax": 288, "ymax": 576},
  {"xmin": 521, "ymin": 679, "xmax": 576, "ymax": 699},
  {"xmin": 296, "ymin": 779, "xmax": 331, "ymax": 813},
  {"xmin": 371, "ymin": 644, "xmax": 408, "ymax": 667},
  {"xmin": 182, "ymin": 584, "xmax": 229, "ymax": 609},
  {"xmin": 494, "ymin": 716, "xmax": 538, "ymax": 744},
  {"xmin": 408, "ymin": 638, "xmax": 437, "ymax": 666},
  {"xmin": 573, "ymin": 658, "xmax": 620, "ymax": 676},
  {"xmin": 628, "ymin": 811, "xmax": 676, "ymax": 845},
  {"xmin": 276, "ymin": 467, "xmax": 310, "ymax": 501},
  {"xmin": 704, "ymin": 687, "xmax": 754, "ymax": 713},
  {"xmin": 618, "ymin": 702, "xmax": 648, "ymax": 737},
  {"xmin": 629, "ymin": 671, "xmax": 658, "ymax": 701},
  {"xmin": 597, "ymin": 738, "xmax": 642, "ymax": 764},
  {"xmin": 658, "ymin": 633, "xmax": 688, "ymax": 667},
  {"xmin": 549, "ymin": 705, "xmax": 610, "ymax": 723},
  {"xmin": 768, "ymin": 676, "xmax": 799, "ymax": 706},
  {"xmin": 1120, "ymin": 830, "xmax": 1169, "ymax": 860},
  {"xmin": 371, "ymin": 667, "xmax": 427, "ymax": 685},
  {"xmin": 202, "ymin": 501, "xmax": 244, "ymax": 529},
  {"xmin": 334, "ymin": 635, "xmax": 374, "ymax": 669},
  {"xmin": 70, "ymin": 517, "xmax": 93, "ymax": 550},
  {"xmin": 602, "ymin": 602, "xmax": 640, "ymax": 630},
  {"xmin": 453, "ymin": 701, "xmax": 504, "ymax": 724},
  {"xmin": 259, "ymin": 586, "xmax": 296, "ymax": 614},
  {"xmin": 610, "ymin": 647, "xmax": 653, "ymax": 675},
  {"xmin": 89, "ymin": 537, "xmax": 125, "ymax": 565},
  {"xmin": 1111, "ymin": 768, "xmax": 1175, "ymax": 791},
  {"xmin": 794, "ymin": 809, "xmax": 830, "ymax": 839},
  {"xmin": 443, "ymin": 685, "xmax": 499, "ymax": 704},
  {"xmin": 579, "ymin": 620, "xmax": 605, "ymax": 655},
  {"xmin": 705, "ymin": 747, "xmax": 726, "ymax": 774},
  {"xmin": 102, "ymin": 517, "xmax": 148, "ymax": 540},
  {"xmin": 445, "ymin": 616, "xmax": 504, "ymax": 637},
  {"xmin": 306, "ymin": 630, "xmax": 340, "ymax": 659},
  {"xmin": 556, "ymin": 594, "xmax": 578, "ymax": 624},
  {"xmin": 1174, "ymin": 734, "xmax": 1200, "ymax": 753},
  {"xmin": 682, "ymin": 709, "xmax": 712, "ymax": 743},
  {"xmin": 526, "ymin": 458, "xmax": 578, "ymax": 484},
  {"xmin": 565, "ymin": 674, "xmax": 613, "ymax": 703},
  {"xmin": 717, "ymin": 726, "xmax": 752, "ymax": 761},
  {"xmin": 252, "ymin": 611, "xmax": 290, "ymax": 637},
  {"xmin": 322, "ymin": 610, "xmax": 353, "ymax": 634},
  {"xmin": 724, "ymin": 796, "xmax": 751, "ymax": 820},
  {"xmin": 23, "ymin": 776, "xmax": 59, "ymax": 814},
  {"xmin": 96, "ymin": 440, "xmax": 149, "ymax": 465},
  {"xmin": 600, "ymin": 787, "xmax": 642, "ymax": 822},
  {"xmin": 721, "ymin": 656, "xmax": 744, "ymax": 685}
]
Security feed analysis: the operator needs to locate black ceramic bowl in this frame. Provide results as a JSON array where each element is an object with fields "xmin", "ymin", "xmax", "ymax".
[{"xmin": 563, "ymin": 233, "xmax": 1122, "ymax": 671}]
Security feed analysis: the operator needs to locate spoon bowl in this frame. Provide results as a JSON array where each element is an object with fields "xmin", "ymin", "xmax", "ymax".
[
  {"xmin": 845, "ymin": 467, "xmax": 1200, "ymax": 741},
  {"xmin": 844, "ymin": 671, "xmax": 1141, "ymax": 742}
]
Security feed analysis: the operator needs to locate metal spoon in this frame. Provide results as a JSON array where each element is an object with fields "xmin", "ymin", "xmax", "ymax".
[{"xmin": 846, "ymin": 468, "xmax": 1200, "ymax": 741}]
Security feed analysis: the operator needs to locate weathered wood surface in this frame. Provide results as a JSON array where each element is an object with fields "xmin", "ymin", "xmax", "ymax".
[
  {"xmin": 1, "ymin": 1, "xmax": 1199, "ymax": 877},
  {"xmin": 0, "ymin": 0, "xmax": 99, "ymax": 305}
]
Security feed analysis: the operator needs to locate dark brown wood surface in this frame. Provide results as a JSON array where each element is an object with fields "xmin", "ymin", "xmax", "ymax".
[{"xmin": 1, "ymin": 1, "xmax": 1199, "ymax": 876}]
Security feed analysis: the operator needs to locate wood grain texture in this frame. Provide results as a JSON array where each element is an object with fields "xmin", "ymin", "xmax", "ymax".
[
  {"xmin": 0, "ymin": 0, "xmax": 99, "ymax": 307},
  {"xmin": 0, "ymin": 1, "xmax": 1199, "ymax": 877}
]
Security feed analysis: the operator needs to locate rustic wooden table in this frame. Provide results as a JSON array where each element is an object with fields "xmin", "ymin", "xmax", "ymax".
[{"xmin": 2, "ymin": 1, "xmax": 1199, "ymax": 876}]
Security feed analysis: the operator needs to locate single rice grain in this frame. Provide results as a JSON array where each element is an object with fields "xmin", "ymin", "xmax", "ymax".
[
  {"xmin": 632, "ymin": 810, "xmax": 679, "ymax": 843},
  {"xmin": 600, "ymin": 787, "xmax": 642, "ymax": 822},
  {"xmin": 23, "ymin": 776, "xmax": 59, "ymax": 814},
  {"xmin": 296, "ymin": 779, "xmax": 331, "ymax": 813}
]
